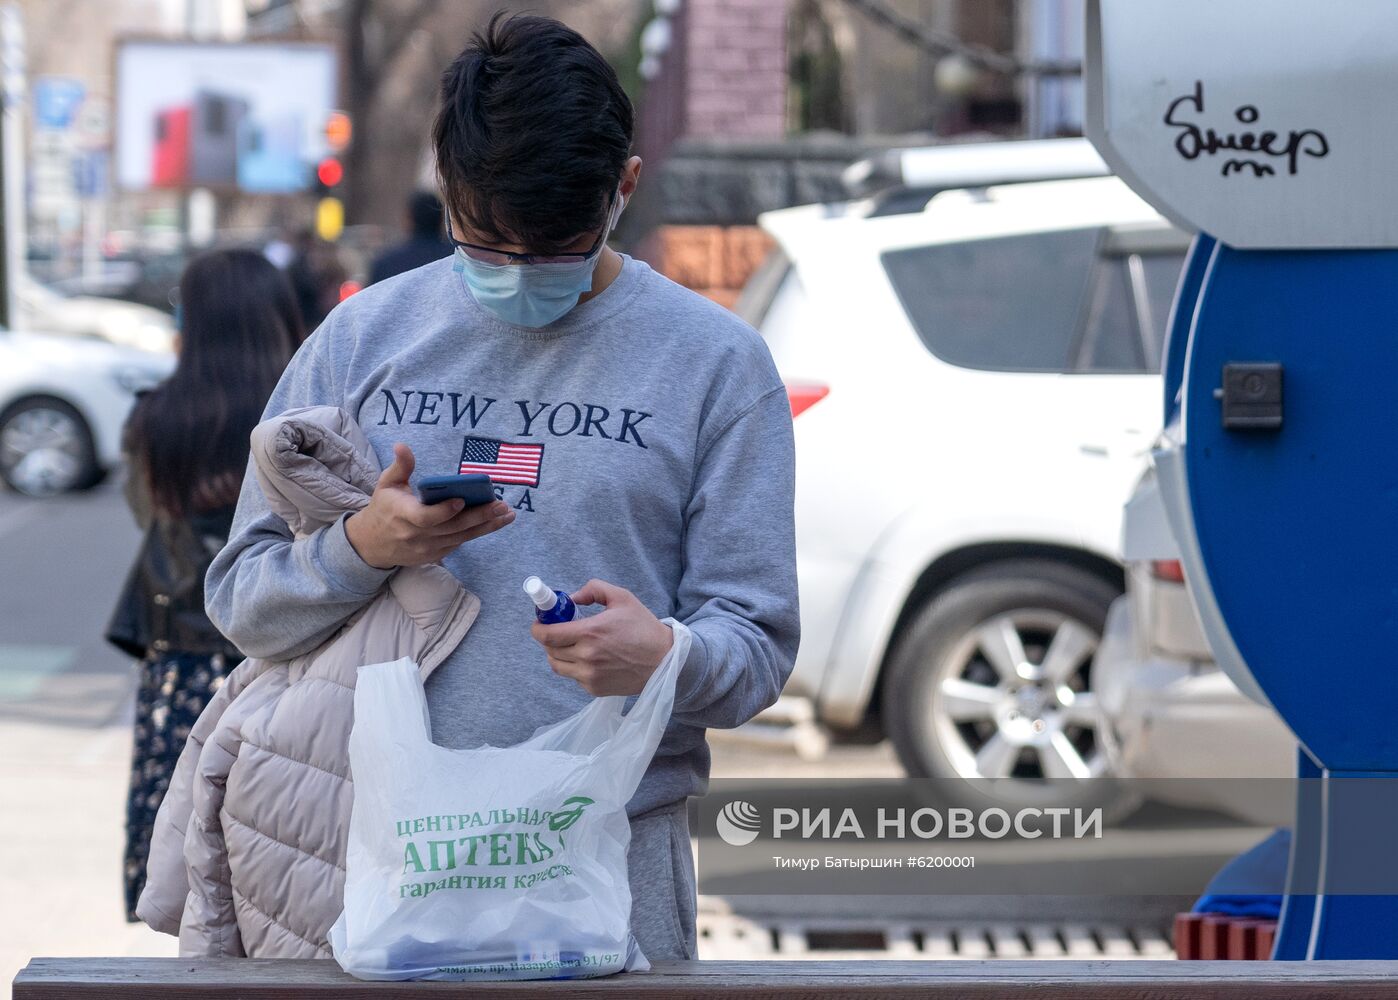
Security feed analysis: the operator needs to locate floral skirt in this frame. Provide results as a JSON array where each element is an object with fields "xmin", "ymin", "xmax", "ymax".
[{"xmin": 124, "ymin": 649, "xmax": 238, "ymax": 921}]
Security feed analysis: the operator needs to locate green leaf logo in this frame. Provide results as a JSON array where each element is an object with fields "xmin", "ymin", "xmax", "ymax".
[{"xmin": 549, "ymin": 796, "xmax": 595, "ymax": 831}]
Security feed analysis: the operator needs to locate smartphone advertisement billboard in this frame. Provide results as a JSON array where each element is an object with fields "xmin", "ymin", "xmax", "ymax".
[{"xmin": 115, "ymin": 40, "xmax": 337, "ymax": 194}]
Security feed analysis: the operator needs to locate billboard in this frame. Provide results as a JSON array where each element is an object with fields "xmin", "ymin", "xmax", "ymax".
[{"xmin": 115, "ymin": 40, "xmax": 337, "ymax": 194}]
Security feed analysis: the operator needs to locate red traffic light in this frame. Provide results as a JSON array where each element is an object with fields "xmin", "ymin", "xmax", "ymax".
[{"xmin": 316, "ymin": 157, "xmax": 343, "ymax": 188}]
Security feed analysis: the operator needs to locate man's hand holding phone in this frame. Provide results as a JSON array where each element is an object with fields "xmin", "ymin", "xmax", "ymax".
[{"xmin": 345, "ymin": 443, "xmax": 515, "ymax": 569}]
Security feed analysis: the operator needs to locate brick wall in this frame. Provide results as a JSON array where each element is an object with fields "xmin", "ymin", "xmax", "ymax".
[
  {"xmin": 650, "ymin": 224, "xmax": 775, "ymax": 309},
  {"xmin": 681, "ymin": 0, "xmax": 789, "ymax": 140},
  {"xmin": 633, "ymin": 0, "xmax": 789, "ymax": 309}
]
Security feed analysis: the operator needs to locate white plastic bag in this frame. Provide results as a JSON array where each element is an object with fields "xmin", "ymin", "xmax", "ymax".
[{"xmin": 328, "ymin": 620, "xmax": 691, "ymax": 981}]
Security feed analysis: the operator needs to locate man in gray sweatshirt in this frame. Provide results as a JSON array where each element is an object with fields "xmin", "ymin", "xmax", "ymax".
[{"xmin": 205, "ymin": 13, "xmax": 798, "ymax": 961}]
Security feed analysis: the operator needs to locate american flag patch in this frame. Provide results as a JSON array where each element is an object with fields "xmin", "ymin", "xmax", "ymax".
[{"xmin": 458, "ymin": 436, "xmax": 544, "ymax": 487}]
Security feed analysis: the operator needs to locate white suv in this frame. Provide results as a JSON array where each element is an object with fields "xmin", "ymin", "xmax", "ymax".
[{"xmin": 740, "ymin": 174, "xmax": 1187, "ymax": 816}]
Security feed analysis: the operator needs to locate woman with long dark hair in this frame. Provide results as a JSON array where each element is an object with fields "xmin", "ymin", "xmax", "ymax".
[{"xmin": 106, "ymin": 248, "xmax": 305, "ymax": 920}]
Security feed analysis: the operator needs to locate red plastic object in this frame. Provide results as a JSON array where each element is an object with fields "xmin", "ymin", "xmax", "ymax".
[
  {"xmin": 1227, "ymin": 919, "xmax": 1261, "ymax": 960},
  {"xmin": 1173, "ymin": 913, "xmax": 1204, "ymax": 960},
  {"xmin": 1175, "ymin": 913, "xmax": 1279, "ymax": 960},
  {"xmin": 1199, "ymin": 915, "xmax": 1231, "ymax": 960},
  {"xmin": 1256, "ymin": 921, "xmax": 1277, "ymax": 960}
]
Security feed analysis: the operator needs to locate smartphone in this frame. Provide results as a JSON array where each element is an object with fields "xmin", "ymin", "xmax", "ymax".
[{"xmin": 416, "ymin": 473, "xmax": 495, "ymax": 507}]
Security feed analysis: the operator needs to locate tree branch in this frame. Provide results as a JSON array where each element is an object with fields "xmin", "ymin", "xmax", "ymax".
[
  {"xmin": 377, "ymin": 0, "xmax": 446, "ymax": 74},
  {"xmin": 839, "ymin": 0, "xmax": 1081, "ymax": 78}
]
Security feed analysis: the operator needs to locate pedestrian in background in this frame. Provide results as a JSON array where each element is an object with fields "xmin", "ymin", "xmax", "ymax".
[
  {"xmin": 367, "ymin": 190, "xmax": 451, "ymax": 285},
  {"xmin": 106, "ymin": 248, "xmax": 305, "ymax": 921},
  {"xmin": 286, "ymin": 228, "xmax": 348, "ymax": 330}
]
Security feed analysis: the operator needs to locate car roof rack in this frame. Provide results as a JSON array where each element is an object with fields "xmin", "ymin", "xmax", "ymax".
[{"xmin": 845, "ymin": 137, "xmax": 1111, "ymax": 217}]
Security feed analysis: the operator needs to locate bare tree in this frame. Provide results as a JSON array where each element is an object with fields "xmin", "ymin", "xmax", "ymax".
[
  {"xmin": 342, "ymin": 0, "xmax": 447, "ymax": 224},
  {"xmin": 341, "ymin": 0, "xmax": 649, "ymax": 227}
]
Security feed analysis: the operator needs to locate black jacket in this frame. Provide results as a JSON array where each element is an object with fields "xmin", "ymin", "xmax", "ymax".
[{"xmin": 105, "ymin": 453, "xmax": 241, "ymax": 660}]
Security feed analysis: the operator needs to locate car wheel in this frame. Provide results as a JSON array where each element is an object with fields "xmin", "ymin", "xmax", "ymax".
[
  {"xmin": 0, "ymin": 396, "xmax": 102, "ymax": 496},
  {"xmin": 883, "ymin": 560, "xmax": 1142, "ymax": 823}
]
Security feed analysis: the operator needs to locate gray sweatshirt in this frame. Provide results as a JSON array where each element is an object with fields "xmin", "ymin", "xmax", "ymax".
[{"xmin": 206, "ymin": 254, "xmax": 799, "ymax": 816}]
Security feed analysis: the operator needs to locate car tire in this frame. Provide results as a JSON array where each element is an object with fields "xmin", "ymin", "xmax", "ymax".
[
  {"xmin": 883, "ymin": 559, "xmax": 1142, "ymax": 824},
  {"xmin": 0, "ymin": 396, "xmax": 103, "ymax": 496}
]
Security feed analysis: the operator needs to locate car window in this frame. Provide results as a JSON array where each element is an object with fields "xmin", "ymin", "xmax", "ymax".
[
  {"xmin": 734, "ymin": 248, "xmax": 792, "ymax": 331},
  {"xmin": 1082, "ymin": 248, "xmax": 1187, "ymax": 373},
  {"xmin": 1075, "ymin": 257, "xmax": 1143, "ymax": 372},
  {"xmin": 1139, "ymin": 253, "xmax": 1186, "ymax": 354},
  {"xmin": 753, "ymin": 261, "xmax": 813, "ymax": 367},
  {"xmin": 881, "ymin": 228, "xmax": 1099, "ymax": 372}
]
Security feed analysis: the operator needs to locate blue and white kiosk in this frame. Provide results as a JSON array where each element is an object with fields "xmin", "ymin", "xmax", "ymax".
[{"xmin": 1086, "ymin": 0, "xmax": 1398, "ymax": 959}]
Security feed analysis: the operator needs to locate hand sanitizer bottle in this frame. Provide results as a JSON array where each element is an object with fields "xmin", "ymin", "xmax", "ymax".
[{"xmin": 524, "ymin": 576, "xmax": 576, "ymax": 624}]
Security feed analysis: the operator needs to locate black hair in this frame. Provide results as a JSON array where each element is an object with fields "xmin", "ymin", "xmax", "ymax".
[
  {"xmin": 432, "ymin": 12, "xmax": 634, "ymax": 256},
  {"xmin": 408, "ymin": 190, "xmax": 444, "ymax": 237},
  {"xmin": 125, "ymin": 248, "xmax": 305, "ymax": 518}
]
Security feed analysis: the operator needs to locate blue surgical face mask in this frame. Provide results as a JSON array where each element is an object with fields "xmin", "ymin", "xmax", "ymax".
[{"xmin": 454, "ymin": 189, "xmax": 627, "ymax": 329}]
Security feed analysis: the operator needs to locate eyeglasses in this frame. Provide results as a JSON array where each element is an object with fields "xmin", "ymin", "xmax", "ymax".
[{"xmin": 445, "ymin": 191, "xmax": 615, "ymax": 266}]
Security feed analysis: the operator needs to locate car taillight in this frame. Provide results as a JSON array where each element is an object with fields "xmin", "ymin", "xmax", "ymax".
[
  {"xmin": 1150, "ymin": 559, "xmax": 1186, "ymax": 584},
  {"xmin": 786, "ymin": 382, "xmax": 829, "ymax": 418}
]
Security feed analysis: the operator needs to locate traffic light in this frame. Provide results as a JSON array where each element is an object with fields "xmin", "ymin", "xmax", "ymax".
[
  {"xmin": 326, "ymin": 110, "xmax": 352, "ymax": 152},
  {"xmin": 314, "ymin": 154, "xmax": 344, "ymax": 241},
  {"xmin": 316, "ymin": 156, "xmax": 343, "ymax": 188},
  {"xmin": 314, "ymin": 110, "xmax": 351, "ymax": 241}
]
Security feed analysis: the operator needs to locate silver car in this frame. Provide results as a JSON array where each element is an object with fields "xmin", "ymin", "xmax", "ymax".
[{"xmin": 1094, "ymin": 465, "xmax": 1294, "ymax": 825}]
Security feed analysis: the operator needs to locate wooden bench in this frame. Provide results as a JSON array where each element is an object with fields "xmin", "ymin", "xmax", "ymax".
[{"xmin": 15, "ymin": 958, "xmax": 1398, "ymax": 999}]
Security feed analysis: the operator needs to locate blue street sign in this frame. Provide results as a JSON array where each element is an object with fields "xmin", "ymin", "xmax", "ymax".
[
  {"xmin": 72, "ymin": 149, "xmax": 108, "ymax": 198},
  {"xmin": 33, "ymin": 76, "xmax": 84, "ymax": 129}
]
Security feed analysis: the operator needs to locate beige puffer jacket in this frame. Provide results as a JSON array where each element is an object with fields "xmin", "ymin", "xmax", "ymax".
[{"xmin": 136, "ymin": 405, "xmax": 480, "ymax": 958}]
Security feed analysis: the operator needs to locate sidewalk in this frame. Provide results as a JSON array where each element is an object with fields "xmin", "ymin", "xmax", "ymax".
[
  {"xmin": 0, "ymin": 709, "xmax": 176, "ymax": 999},
  {"xmin": 0, "ymin": 489, "xmax": 177, "ymax": 998}
]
